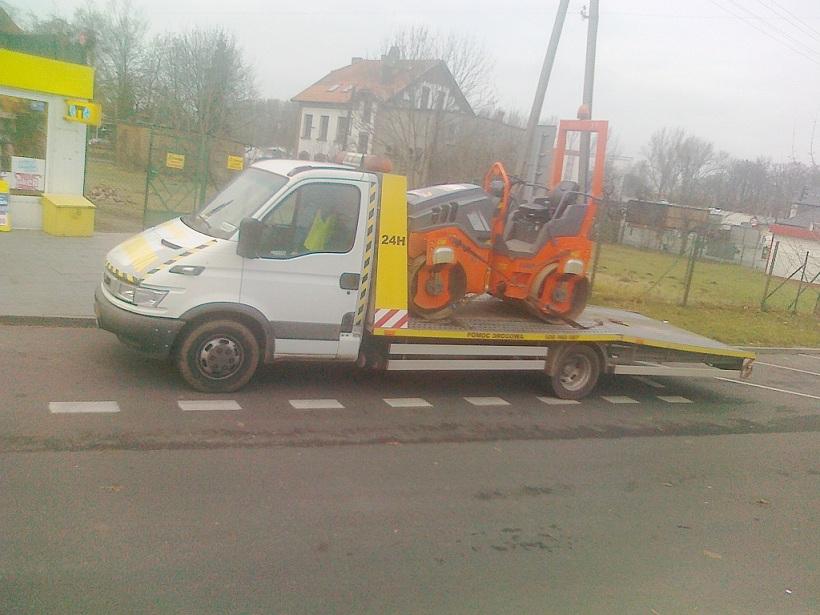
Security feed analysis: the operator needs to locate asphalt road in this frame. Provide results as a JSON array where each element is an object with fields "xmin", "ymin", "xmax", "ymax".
[
  {"xmin": 0, "ymin": 325, "xmax": 817, "ymax": 452},
  {"xmin": 1, "ymin": 434, "xmax": 818, "ymax": 614},
  {"xmin": 0, "ymin": 325, "xmax": 818, "ymax": 613}
]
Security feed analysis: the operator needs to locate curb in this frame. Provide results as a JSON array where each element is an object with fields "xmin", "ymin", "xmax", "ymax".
[{"xmin": 0, "ymin": 315, "xmax": 97, "ymax": 328}]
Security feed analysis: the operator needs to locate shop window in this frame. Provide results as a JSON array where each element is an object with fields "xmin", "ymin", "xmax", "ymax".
[{"xmin": 0, "ymin": 94, "xmax": 48, "ymax": 194}]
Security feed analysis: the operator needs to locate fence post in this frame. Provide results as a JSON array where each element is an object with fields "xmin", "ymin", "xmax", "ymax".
[
  {"xmin": 760, "ymin": 240, "xmax": 779, "ymax": 311},
  {"xmin": 680, "ymin": 232, "xmax": 700, "ymax": 307},
  {"xmin": 789, "ymin": 251, "xmax": 810, "ymax": 314},
  {"xmin": 141, "ymin": 128, "xmax": 154, "ymax": 230}
]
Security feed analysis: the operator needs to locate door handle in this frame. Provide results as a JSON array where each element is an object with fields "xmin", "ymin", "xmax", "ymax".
[{"xmin": 340, "ymin": 272, "xmax": 360, "ymax": 290}]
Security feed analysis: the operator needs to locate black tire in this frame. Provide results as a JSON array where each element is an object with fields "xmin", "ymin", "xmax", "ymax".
[
  {"xmin": 176, "ymin": 319, "xmax": 261, "ymax": 393},
  {"xmin": 408, "ymin": 256, "xmax": 466, "ymax": 320},
  {"xmin": 545, "ymin": 344, "xmax": 600, "ymax": 400}
]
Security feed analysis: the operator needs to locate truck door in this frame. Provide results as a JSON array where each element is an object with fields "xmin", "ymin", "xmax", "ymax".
[{"xmin": 239, "ymin": 179, "xmax": 370, "ymax": 358}]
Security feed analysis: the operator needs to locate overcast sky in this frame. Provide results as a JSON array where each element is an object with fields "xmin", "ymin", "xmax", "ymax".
[{"xmin": 20, "ymin": 0, "xmax": 820, "ymax": 163}]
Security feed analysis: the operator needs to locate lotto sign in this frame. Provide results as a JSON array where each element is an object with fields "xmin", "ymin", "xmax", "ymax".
[
  {"xmin": 227, "ymin": 155, "xmax": 244, "ymax": 171},
  {"xmin": 0, "ymin": 179, "xmax": 9, "ymax": 231},
  {"xmin": 165, "ymin": 153, "xmax": 185, "ymax": 170},
  {"xmin": 64, "ymin": 99, "xmax": 102, "ymax": 126}
]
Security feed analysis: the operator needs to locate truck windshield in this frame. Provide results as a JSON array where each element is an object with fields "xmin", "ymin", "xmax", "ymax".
[{"xmin": 182, "ymin": 168, "xmax": 288, "ymax": 239}]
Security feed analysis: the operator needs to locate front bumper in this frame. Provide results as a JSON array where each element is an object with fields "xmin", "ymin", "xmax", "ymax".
[{"xmin": 95, "ymin": 286, "xmax": 185, "ymax": 359}]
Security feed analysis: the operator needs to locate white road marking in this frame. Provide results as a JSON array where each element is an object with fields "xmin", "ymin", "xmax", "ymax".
[
  {"xmin": 49, "ymin": 401, "xmax": 120, "ymax": 414},
  {"xmin": 657, "ymin": 395, "xmax": 693, "ymax": 404},
  {"xmin": 289, "ymin": 399, "xmax": 345, "ymax": 410},
  {"xmin": 178, "ymin": 400, "xmax": 241, "ymax": 412},
  {"xmin": 632, "ymin": 376, "xmax": 666, "ymax": 389},
  {"xmin": 755, "ymin": 361, "xmax": 820, "ymax": 377},
  {"xmin": 383, "ymin": 398, "xmax": 432, "ymax": 408},
  {"xmin": 537, "ymin": 396, "xmax": 580, "ymax": 405},
  {"xmin": 464, "ymin": 397, "xmax": 510, "ymax": 406},
  {"xmin": 601, "ymin": 396, "xmax": 640, "ymax": 404},
  {"xmin": 716, "ymin": 378, "xmax": 820, "ymax": 400},
  {"xmin": 798, "ymin": 353, "xmax": 820, "ymax": 362}
]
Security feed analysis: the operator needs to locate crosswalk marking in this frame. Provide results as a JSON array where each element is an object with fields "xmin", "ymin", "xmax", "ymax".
[
  {"xmin": 49, "ymin": 401, "xmax": 121, "ymax": 414},
  {"xmin": 537, "ymin": 396, "xmax": 580, "ymax": 405},
  {"xmin": 289, "ymin": 399, "xmax": 345, "ymax": 410},
  {"xmin": 178, "ymin": 400, "xmax": 241, "ymax": 412},
  {"xmin": 657, "ymin": 395, "xmax": 692, "ymax": 404},
  {"xmin": 601, "ymin": 396, "xmax": 640, "ymax": 404},
  {"xmin": 464, "ymin": 397, "xmax": 510, "ymax": 406},
  {"xmin": 383, "ymin": 398, "xmax": 432, "ymax": 408}
]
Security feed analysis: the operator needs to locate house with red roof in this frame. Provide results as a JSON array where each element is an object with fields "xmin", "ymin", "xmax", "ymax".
[{"xmin": 291, "ymin": 47, "xmax": 472, "ymax": 169}]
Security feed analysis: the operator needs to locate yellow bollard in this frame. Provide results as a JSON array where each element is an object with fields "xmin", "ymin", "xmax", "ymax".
[{"xmin": 0, "ymin": 179, "xmax": 10, "ymax": 232}]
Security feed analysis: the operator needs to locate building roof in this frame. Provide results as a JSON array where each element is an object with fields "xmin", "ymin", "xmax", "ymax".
[
  {"xmin": 0, "ymin": 8, "xmax": 23, "ymax": 34},
  {"xmin": 292, "ymin": 57, "xmax": 472, "ymax": 113},
  {"xmin": 769, "ymin": 223, "xmax": 820, "ymax": 242}
]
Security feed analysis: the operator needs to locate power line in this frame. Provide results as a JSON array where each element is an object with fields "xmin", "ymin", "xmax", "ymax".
[
  {"xmin": 766, "ymin": 0, "xmax": 820, "ymax": 40},
  {"xmin": 709, "ymin": 0, "xmax": 820, "ymax": 67},
  {"xmin": 754, "ymin": 0, "xmax": 820, "ymax": 48},
  {"xmin": 725, "ymin": 0, "xmax": 820, "ymax": 58}
]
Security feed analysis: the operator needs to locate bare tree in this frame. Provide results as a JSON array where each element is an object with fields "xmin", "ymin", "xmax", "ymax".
[
  {"xmin": 641, "ymin": 127, "xmax": 723, "ymax": 203},
  {"xmin": 90, "ymin": 0, "xmax": 146, "ymax": 121},
  {"xmin": 146, "ymin": 27, "xmax": 255, "ymax": 137},
  {"xmin": 381, "ymin": 25, "xmax": 495, "ymax": 111},
  {"xmin": 26, "ymin": 0, "xmax": 146, "ymax": 121}
]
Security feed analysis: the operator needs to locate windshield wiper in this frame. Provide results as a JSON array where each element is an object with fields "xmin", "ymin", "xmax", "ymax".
[{"xmin": 207, "ymin": 199, "xmax": 234, "ymax": 216}]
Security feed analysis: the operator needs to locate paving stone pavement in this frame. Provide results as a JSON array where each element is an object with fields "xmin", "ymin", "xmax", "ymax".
[{"xmin": 0, "ymin": 230, "xmax": 130, "ymax": 320}]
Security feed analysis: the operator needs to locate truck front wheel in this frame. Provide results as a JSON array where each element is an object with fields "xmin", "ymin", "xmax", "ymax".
[
  {"xmin": 545, "ymin": 343, "xmax": 600, "ymax": 400},
  {"xmin": 176, "ymin": 319, "xmax": 261, "ymax": 392}
]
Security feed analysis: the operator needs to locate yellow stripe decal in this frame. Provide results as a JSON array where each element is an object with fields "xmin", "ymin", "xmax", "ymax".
[
  {"xmin": 120, "ymin": 234, "xmax": 159, "ymax": 275},
  {"xmin": 144, "ymin": 240, "xmax": 218, "ymax": 276},
  {"xmin": 354, "ymin": 183, "xmax": 379, "ymax": 327},
  {"xmin": 371, "ymin": 327, "xmax": 755, "ymax": 359}
]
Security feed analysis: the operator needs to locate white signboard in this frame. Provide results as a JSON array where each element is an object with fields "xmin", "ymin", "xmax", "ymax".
[{"xmin": 11, "ymin": 156, "xmax": 46, "ymax": 192}]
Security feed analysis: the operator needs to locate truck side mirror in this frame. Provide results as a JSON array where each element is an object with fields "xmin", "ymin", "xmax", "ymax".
[{"xmin": 237, "ymin": 217, "xmax": 264, "ymax": 259}]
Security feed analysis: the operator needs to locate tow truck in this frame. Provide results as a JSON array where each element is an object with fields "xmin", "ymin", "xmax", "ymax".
[{"xmin": 95, "ymin": 124, "xmax": 754, "ymax": 399}]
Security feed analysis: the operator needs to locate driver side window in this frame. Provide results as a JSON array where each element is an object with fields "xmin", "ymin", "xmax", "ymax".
[{"xmin": 260, "ymin": 182, "xmax": 361, "ymax": 258}]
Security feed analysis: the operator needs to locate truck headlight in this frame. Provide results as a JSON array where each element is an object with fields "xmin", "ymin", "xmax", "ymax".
[{"xmin": 108, "ymin": 277, "xmax": 168, "ymax": 307}]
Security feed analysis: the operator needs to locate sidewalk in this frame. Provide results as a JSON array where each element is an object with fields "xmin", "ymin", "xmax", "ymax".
[{"xmin": 0, "ymin": 230, "xmax": 131, "ymax": 321}]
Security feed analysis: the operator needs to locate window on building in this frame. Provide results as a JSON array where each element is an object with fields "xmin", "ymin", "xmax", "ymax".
[
  {"xmin": 261, "ymin": 183, "xmax": 361, "ymax": 257},
  {"xmin": 362, "ymin": 100, "xmax": 373, "ymax": 124},
  {"xmin": 0, "ymin": 94, "xmax": 48, "ymax": 194},
  {"xmin": 335, "ymin": 116, "xmax": 349, "ymax": 145},
  {"xmin": 318, "ymin": 115, "xmax": 329, "ymax": 141},
  {"xmin": 301, "ymin": 114, "xmax": 313, "ymax": 139},
  {"xmin": 357, "ymin": 132, "xmax": 369, "ymax": 154},
  {"xmin": 421, "ymin": 86, "xmax": 431, "ymax": 110}
]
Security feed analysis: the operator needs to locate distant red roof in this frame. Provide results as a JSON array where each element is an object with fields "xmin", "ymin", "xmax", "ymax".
[
  {"xmin": 292, "ymin": 58, "xmax": 470, "ymax": 112},
  {"xmin": 770, "ymin": 223, "xmax": 820, "ymax": 242}
]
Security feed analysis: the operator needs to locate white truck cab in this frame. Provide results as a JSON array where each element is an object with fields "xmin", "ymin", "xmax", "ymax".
[{"xmin": 96, "ymin": 158, "xmax": 386, "ymax": 391}]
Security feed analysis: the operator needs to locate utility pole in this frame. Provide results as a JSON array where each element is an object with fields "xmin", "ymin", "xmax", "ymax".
[
  {"xmin": 515, "ymin": 0, "xmax": 570, "ymax": 178},
  {"xmin": 578, "ymin": 0, "xmax": 600, "ymax": 191}
]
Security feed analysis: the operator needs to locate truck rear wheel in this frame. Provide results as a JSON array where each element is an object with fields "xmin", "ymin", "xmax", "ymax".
[
  {"xmin": 176, "ymin": 319, "xmax": 260, "ymax": 393},
  {"xmin": 545, "ymin": 343, "xmax": 600, "ymax": 400}
]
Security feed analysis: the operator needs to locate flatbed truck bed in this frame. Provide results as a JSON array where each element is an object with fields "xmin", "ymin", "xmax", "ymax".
[{"xmin": 366, "ymin": 299, "xmax": 753, "ymax": 398}]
